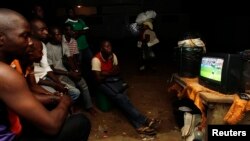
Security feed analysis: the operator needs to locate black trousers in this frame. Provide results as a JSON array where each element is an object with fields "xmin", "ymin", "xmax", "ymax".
[{"xmin": 17, "ymin": 114, "xmax": 91, "ymax": 141}]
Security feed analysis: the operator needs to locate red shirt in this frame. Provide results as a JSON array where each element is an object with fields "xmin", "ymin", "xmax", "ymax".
[{"xmin": 94, "ymin": 52, "xmax": 114, "ymax": 74}]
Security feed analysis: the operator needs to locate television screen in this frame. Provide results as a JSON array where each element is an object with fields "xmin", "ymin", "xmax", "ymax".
[
  {"xmin": 200, "ymin": 57, "xmax": 224, "ymax": 82},
  {"xmin": 199, "ymin": 53, "xmax": 243, "ymax": 94}
]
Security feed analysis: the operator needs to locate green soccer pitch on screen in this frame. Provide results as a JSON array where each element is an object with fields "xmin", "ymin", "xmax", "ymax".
[{"xmin": 200, "ymin": 57, "xmax": 224, "ymax": 82}]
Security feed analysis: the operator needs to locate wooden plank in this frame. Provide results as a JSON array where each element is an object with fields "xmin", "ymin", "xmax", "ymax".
[{"xmin": 199, "ymin": 92, "xmax": 234, "ymax": 104}]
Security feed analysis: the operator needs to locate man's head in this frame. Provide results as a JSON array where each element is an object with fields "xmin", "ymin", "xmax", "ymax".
[
  {"xmin": 66, "ymin": 7, "xmax": 77, "ymax": 20},
  {"xmin": 26, "ymin": 37, "xmax": 43, "ymax": 63},
  {"xmin": 100, "ymin": 40, "xmax": 112, "ymax": 58},
  {"xmin": 0, "ymin": 8, "xmax": 33, "ymax": 61},
  {"xmin": 63, "ymin": 23, "xmax": 75, "ymax": 38},
  {"xmin": 49, "ymin": 26, "xmax": 63, "ymax": 45},
  {"xmin": 31, "ymin": 4, "xmax": 44, "ymax": 19},
  {"xmin": 30, "ymin": 18, "xmax": 48, "ymax": 42}
]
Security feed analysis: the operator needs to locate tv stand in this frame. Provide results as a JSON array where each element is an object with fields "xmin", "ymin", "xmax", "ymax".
[{"xmin": 168, "ymin": 73, "xmax": 250, "ymax": 141}]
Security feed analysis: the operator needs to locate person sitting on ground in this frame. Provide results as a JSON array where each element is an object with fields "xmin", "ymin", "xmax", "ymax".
[
  {"xmin": 46, "ymin": 25, "xmax": 97, "ymax": 115},
  {"xmin": 91, "ymin": 39, "xmax": 161, "ymax": 135},
  {"xmin": 0, "ymin": 8, "xmax": 90, "ymax": 141}
]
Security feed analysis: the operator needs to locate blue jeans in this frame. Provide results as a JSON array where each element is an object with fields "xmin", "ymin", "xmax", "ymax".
[
  {"xmin": 59, "ymin": 75, "xmax": 81, "ymax": 102},
  {"xmin": 99, "ymin": 84, "xmax": 147, "ymax": 128},
  {"xmin": 40, "ymin": 78, "xmax": 80, "ymax": 102},
  {"xmin": 59, "ymin": 75, "xmax": 93, "ymax": 109},
  {"xmin": 76, "ymin": 78, "xmax": 93, "ymax": 109}
]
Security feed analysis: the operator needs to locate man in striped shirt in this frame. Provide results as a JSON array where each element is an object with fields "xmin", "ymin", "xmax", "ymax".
[{"xmin": 62, "ymin": 23, "xmax": 80, "ymax": 71}]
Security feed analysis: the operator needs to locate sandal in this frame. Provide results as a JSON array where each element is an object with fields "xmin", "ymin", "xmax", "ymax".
[
  {"xmin": 136, "ymin": 126, "xmax": 157, "ymax": 136},
  {"xmin": 146, "ymin": 118, "xmax": 161, "ymax": 129}
]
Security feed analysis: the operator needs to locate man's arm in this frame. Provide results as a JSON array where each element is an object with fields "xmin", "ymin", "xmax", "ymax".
[
  {"xmin": 26, "ymin": 73, "xmax": 54, "ymax": 95},
  {"xmin": 64, "ymin": 55, "xmax": 79, "ymax": 72},
  {"xmin": 50, "ymin": 65, "xmax": 81, "ymax": 82},
  {"xmin": 91, "ymin": 56, "xmax": 120, "ymax": 82},
  {"xmin": 32, "ymin": 93, "xmax": 61, "ymax": 106},
  {"xmin": 26, "ymin": 73, "xmax": 62, "ymax": 105},
  {"xmin": 46, "ymin": 71, "xmax": 62, "ymax": 84},
  {"xmin": 75, "ymin": 29, "xmax": 88, "ymax": 39},
  {"xmin": 0, "ymin": 63, "xmax": 71, "ymax": 135},
  {"xmin": 36, "ymin": 71, "xmax": 68, "ymax": 94},
  {"xmin": 73, "ymin": 53, "xmax": 81, "ymax": 69},
  {"xmin": 62, "ymin": 42, "xmax": 79, "ymax": 72},
  {"xmin": 92, "ymin": 66, "xmax": 120, "ymax": 83},
  {"xmin": 74, "ymin": 19, "xmax": 89, "ymax": 39}
]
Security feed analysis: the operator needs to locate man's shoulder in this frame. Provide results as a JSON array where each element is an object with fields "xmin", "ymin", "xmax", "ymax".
[
  {"xmin": 46, "ymin": 42, "xmax": 51, "ymax": 47},
  {"xmin": 0, "ymin": 62, "xmax": 10, "ymax": 69},
  {"xmin": 65, "ymin": 18, "xmax": 76, "ymax": 23},
  {"xmin": 92, "ymin": 56, "xmax": 101, "ymax": 64},
  {"xmin": 92, "ymin": 56, "xmax": 100, "ymax": 60},
  {"xmin": 46, "ymin": 42, "xmax": 56, "ymax": 48},
  {"xmin": 0, "ymin": 62, "xmax": 20, "ymax": 79},
  {"xmin": 112, "ymin": 53, "xmax": 117, "ymax": 59}
]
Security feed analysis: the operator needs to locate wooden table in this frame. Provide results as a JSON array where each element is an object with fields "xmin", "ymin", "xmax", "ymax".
[{"xmin": 168, "ymin": 73, "xmax": 250, "ymax": 140}]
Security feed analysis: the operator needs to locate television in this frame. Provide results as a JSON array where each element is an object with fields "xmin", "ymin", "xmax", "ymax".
[{"xmin": 198, "ymin": 53, "xmax": 243, "ymax": 94}]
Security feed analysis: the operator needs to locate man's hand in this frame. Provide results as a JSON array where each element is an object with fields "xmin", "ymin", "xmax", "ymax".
[
  {"xmin": 68, "ymin": 71, "xmax": 81, "ymax": 82},
  {"xmin": 54, "ymin": 83, "xmax": 68, "ymax": 94},
  {"xmin": 111, "ymin": 66, "xmax": 120, "ymax": 76},
  {"xmin": 60, "ymin": 94, "xmax": 72, "ymax": 106},
  {"xmin": 50, "ymin": 95, "xmax": 62, "ymax": 105},
  {"xmin": 53, "ymin": 91, "xmax": 64, "ymax": 97},
  {"xmin": 74, "ymin": 30, "xmax": 87, "ymax": 39}
]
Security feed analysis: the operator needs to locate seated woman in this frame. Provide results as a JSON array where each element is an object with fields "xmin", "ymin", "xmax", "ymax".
[{"xmin": 91, "ymin": 39, "xmax": 161, "ymax": 135}]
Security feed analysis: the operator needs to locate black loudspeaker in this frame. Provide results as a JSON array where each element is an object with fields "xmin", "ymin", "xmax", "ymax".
[
  {"xmin": 242, "ymin": 61, "xmax": 250, "ymax": 93},
  {"xmin": 176, "ymin": 47, "xmax": 204, "ymax": 78},
  {"xmin": 240, "ymin": 50, "xmax": 250, "ymax": 93}
]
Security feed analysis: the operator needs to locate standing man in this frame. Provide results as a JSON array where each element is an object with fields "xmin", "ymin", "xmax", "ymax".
[
  {"xmin": 65, "ymin": 7, "xmax": 95, "ymax": 93},
  {"xmin": 0, "ymin": 8, "xmax": 90, "ymax": 141},
  {"xmin": 136, "ymin": 10, "xmax": 159, "ymax": 72}
]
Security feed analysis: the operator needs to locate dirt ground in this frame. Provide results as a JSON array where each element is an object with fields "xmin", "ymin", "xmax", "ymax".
[{"xmin": 84, "ymin": 39, "xmax": 182, "ymax": 140}]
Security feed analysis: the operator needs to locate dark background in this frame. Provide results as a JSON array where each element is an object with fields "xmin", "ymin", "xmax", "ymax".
[{"xmin": 1, "ymin": 0, "xmax": 250, "ymax": 53}]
